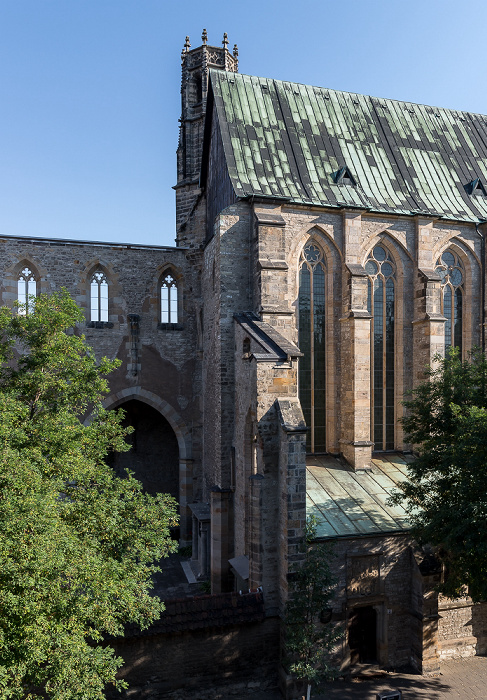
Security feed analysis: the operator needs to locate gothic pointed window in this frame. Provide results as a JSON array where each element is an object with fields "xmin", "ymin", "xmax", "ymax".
[
  {"xmin": 436, "ymin": 250, "xmax": 464, "ymax": 355},
  {"xmin": 298, "ymin": 242, "xmax": 326, "ymax": 453},
  {"xmin": 161, "ymin": 272, "xmax": 178, "ymax": 324},
  {"xmin": 90, "ymin": 270, "xmax": 109, "ymax": 322},
  {"xmin": 366, "ymin": 245, "xmax": 395, "ymax": 451},
  {"xmin": 17, "ymin": 266, "xmax": 37, "ymax": 314}
]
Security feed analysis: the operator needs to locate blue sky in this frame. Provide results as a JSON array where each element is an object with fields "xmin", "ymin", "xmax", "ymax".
[{"xmin": 1, "ymin": 0, "xmax": 486, "ymax": 248}]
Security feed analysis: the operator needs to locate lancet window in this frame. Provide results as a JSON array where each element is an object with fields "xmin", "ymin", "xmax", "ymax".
[
  {"xmin": 298, "ymin": 242, "xmax": 326, "ymax": 453},
  {"xmin": 435, "ymin": 250, "xmax": 464, "ymax": 356},
  {"xmin": 161, "ymin": 272, "xmax": 178, "ymax": 324},
  {"xmin": 90, "ymin": 270, "xmax": 109, "ymax": 322},
  {"xmin": 17, "ymin": 266, "xmax": 37, "ymax": 314},
  {"xmin": 366, "ymin": 245, "xmax": 395, "ymax": 451}
]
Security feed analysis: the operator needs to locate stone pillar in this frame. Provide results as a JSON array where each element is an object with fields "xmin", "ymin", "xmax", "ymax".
[
  {"xmin": 210, "ymin": 487, "xmax": 234, "ymax": 593},
  {"xmin": 339, "ymin": 264, "xmax": 373, "ymax": 469},
  {"xmin": 179, "ymin": 458, "xmax": 193, "ymax": 544},
  {"xmin": 413, "ymin": 217, "xmax": 446, "ymax": 386},
  {"xmin": 412, "ymin": 269, "xmax": 445, "ymax": 387},
  {"xmin": 249, "ymin": 473, "xmax": 264, "ymax": 589}
]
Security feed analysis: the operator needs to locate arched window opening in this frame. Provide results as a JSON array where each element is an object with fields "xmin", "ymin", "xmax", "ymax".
[
  {"xmin": 90, "ymin": 270, "xmax": 109, "ymax": 322},
  {"xmin": 436, "ymin": 250, "xmax": 464, "ymax": 356},
  {"xmin": 17, "ymin": 266, "xmax": 37, "ymax": 315},
  {"xmin": 366, "ymin": 245, "xmax": 395, "ymax": 451},
  {"xmin": 161, "ymin": 272, "xmax": 178, "ymax": 324},
  {"xmin": 298, "ymin": 242, "xmax": 326, "ymax": 454}
]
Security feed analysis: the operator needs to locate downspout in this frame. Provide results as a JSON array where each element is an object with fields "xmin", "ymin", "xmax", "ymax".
[{"xmin": 475, "ymin": 221, "xmax": 486, "ymax": 352}]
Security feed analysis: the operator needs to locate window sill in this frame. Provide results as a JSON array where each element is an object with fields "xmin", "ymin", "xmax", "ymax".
[
  {"xmin": 86, "ymin": 321, "xmax": 114, "ymax": 329},
  {"xmin": 158, "ymin": 322, "xmax": 184, "ymax": 331}
]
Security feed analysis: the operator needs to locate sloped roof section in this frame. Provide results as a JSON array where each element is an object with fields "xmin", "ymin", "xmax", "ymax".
[
  {"xmin": 306, "ymin": 453, "xmax": 412, "ymax": 539},
  {"xmin": 210, "ymin": 70, "xmax": 487, "ymax": 222}
]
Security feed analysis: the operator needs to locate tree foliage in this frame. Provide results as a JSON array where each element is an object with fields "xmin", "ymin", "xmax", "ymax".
[
  {"xmin": 392, "ymin": 348, "xmax": 487, "ymax": 601},
  {"xmin": 285, "ymin": 517, "xmax": 340, "ymax": 698},
  {"xmin": 0, "ymin": 291, "xmax": 178, "ymax": 699}
]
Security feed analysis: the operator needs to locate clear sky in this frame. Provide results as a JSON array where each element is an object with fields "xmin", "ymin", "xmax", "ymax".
[{"xmin": 1, "ymin": 0, "xmax": 487, "ymax": 248}]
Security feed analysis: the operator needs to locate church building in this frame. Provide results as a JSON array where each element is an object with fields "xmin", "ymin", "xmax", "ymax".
[{"xmin": 2, "ymin": 31, "xmax": 487, "ymax": 693}]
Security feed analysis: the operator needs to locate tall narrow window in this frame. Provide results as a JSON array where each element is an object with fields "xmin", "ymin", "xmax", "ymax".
[
  {"xmin": 90, "ymin": 270, "xmax": 109, "ymax": 322},
  {"xmin": 298, "ymin": 242, "xmax": 326, "ymax": 453},
  {"xmin": 161, "ymin": 273, "xmax": 178, "ymax": 324},
  {"xmin": 17, "ymin": 267, "xmax": 37, "ymax": 315},
  {"xmin": 366, "ymin": 246, "xmax": 395, "ymax": 451},
  {"xmin": 436, "ymin": 250, "xmax": 464, "ymax": 356}
]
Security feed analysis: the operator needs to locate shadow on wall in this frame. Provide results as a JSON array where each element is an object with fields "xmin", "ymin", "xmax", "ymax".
[{"xmin": 107, "ymin": 399, "xmax": 179, "ymax": 500}]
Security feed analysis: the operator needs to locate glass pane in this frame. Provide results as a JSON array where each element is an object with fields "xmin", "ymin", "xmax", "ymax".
[
  {"xmin": 381, "ymin": 262, "xmax": 393, "ymax": 277},
  {"xmin": 91, "ymin": 282, "xmax": 99, "ymax": 321},
  {"xmin": 313, "ymin": 264, "xmax": 326, "ymax": 452},
  {"xmin": 442, "ymin": 251, "xmax": 455, "ymax": 267},
  {"xmin": 373, "ymin": 278, "xmax": 383, "ymax": 449},
  {"xmin": 450, "ymin": 268, "xmax": 463, "ymax": 286},
  {"xmin": 100, "ymin": 294, "xmax": 108, "ymax": 322},
  {"xmin": 454, "ymin": 287, "xmax": 463, "ymax": 353},
  {"xmin": 17, "ymin": 280, "xmax": 26, "ymax": 315},
  {"xmin": 385, "ymin": 279, "xmax": 395, "ymax": 450},
  {"xmin": 365, "ymin": 260, "xmax": 378, "ymax": 275},
  {"xmin": 161, "ymin": 287, "xmax": 169, "ymax": 323},
  {"xmin": 373, "ymin": 246, "xmax": 386, "ymax": 261},
  {"xmin": 444, "ymin": 286, "xmax": 452, "ymax": 352},
  {"xmin": 170, "ymin": 287, "xmax": 178, "ymax": 323},
  {"xmin": 299, "ymin": 263, "xmax": 312, "ymax": 451}
]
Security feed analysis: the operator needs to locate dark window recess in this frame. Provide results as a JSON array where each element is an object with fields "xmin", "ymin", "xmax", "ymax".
[
  {"xmin": 86, "ymin": 321, "xmax": 114, "ymax": 329},
  {"xmin": 465, "ymin": 178, "xmax": 487, "ymax": 196},
  {"xmin": 333, "ymin": 166, "xmax": 356, "ymax": 186},
  {"xmin": 158, "ymin": 322, "xmax": 184, "ymax": 331}
]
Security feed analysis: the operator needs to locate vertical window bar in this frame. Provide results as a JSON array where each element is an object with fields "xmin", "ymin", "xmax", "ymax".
[
  {"xmin": 444, "ymin": 286, "xmax": 452, "ymax": 353},
  {"xmin": 373, "ymin": 277, "xmax": 383, "ymax": 448}
]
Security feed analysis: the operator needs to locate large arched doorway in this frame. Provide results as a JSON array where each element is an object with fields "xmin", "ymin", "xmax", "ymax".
[{"xmin": 109, "ymin": 399, "xmax": 179, "ymax": 501}]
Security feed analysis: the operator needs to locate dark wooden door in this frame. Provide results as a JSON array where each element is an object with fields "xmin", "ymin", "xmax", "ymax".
[{"xmin": 348, "ymin": 606, "xmax": 377, "ymax": 664}]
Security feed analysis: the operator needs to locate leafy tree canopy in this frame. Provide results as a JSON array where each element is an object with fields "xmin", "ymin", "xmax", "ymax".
[
  {"xmin": 392, "ymin": 348, "xmax": 487, "ymax": 601},
  {"xmin": 285, "ymin": 517, "xmax": 340, "ymax": 699},
  {"xmin": 0, "ymin": 291, "xmax": 178, "ymax": 700}
]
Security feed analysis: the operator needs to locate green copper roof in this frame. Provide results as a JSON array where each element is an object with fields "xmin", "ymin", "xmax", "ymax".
[
  {"xmin": 306, "ymin": 454, "xmax": 412, "ymax": 539},
  {"xmin": 210, "ymin": 70, "xmax": 487, "ymax": 222}
]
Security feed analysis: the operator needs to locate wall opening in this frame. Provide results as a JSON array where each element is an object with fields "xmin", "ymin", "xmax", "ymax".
[
  {"xmin": 348, "ymin": 606, "xmax": 378, "ymax": 665},
  {"xmin": 108, "ymin": 399, "xmax": 179, "ymax": 501}
]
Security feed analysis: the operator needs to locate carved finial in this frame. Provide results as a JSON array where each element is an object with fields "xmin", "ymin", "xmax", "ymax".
[
  {"xmin": 233, "ymin": 44, "xmax": 238, "ymax": 58},
  {"xmin": 222, "ymin": 32, "xmax": 229, "ymax": 49},
  {"xmin": 184, "ymin": 36, "xmax": 191, "ymax": 52},
  {"xmin": 202, "ymin": 28, "xmax": 208, "ymax": 45}
]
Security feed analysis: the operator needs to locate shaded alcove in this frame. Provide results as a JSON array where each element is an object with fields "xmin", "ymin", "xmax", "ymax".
[
  {"xmin": 109, "ymin": 399, "xmax": 179, "ymax": 500},
  {"xmin": 348, "ymin": 606, "xmax": 377, "ymax": 664}
]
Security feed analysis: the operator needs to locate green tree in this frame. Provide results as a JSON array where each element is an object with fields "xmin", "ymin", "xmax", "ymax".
[
  {"xmin": 392, "ymin": 348, "xmax": 487, "ymax": 601},
  {"xmin": 0, "ymin": 291, "xmax": 178, "ymax": 700},
  {"xmin": 284, "ymin": 517, "xmax": 341, "ymax": 700}
]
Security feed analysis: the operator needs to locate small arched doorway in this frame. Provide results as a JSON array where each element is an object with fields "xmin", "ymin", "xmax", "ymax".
[{"xmin": 109, "ymin": 399, "xmax": 179, "ymax": 501}]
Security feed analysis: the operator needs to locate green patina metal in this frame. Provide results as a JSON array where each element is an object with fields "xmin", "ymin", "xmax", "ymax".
[{"xmin": 210, "ymin": 69, "xmax": 487, "ymax": 222}]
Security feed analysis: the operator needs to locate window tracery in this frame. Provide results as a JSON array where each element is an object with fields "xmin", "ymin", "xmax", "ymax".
[
  {"xmin": 17, "ymin": 266, "xmax": 37, "ymax": 314},
  {"xmin": 161, "ymin": 272, "xmax": 178, "ymax": 324},
  {"xmin": 435, "ymin": 250, "xmax": 464, "ymax": 356},
  {"xmin": 90, "ymin": 270, "xmax": 109, "ymax": 322},
  {"xmin": 366, "ymin": 245, "xmax": 395, "ymax": 451},
  {"xmin": 298, "ymin": 242, "xmax": 326, "ymax": 453}
]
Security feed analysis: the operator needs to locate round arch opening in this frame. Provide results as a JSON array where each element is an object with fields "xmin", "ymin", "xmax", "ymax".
[{"xmin": 108, "ymin": 399, "xmax": 179, "ymax": 500}]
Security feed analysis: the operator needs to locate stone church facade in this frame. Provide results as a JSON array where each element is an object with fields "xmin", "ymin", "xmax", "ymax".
[{"xmin": 3, "ymin": 31, "xmax": 487, "ymax": 693}]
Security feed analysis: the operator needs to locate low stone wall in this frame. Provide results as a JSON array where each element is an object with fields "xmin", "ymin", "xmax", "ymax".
[{"xmin": 106, "ymin": 595, "xmax": 280, "ymax": 698}]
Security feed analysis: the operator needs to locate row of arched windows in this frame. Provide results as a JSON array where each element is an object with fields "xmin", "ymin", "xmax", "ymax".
[
  {"xmin": 15, "ymin": 266, "xmax": 180, "ymax": 324},
  {"xmin": 298, "ymin": 241, "xmax": 469, "ymax": 454}
]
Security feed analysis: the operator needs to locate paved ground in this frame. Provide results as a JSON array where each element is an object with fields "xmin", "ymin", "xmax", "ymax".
[
  {"xmin": 162, "ymin": 656, "xmax": 487, "ymax": 699},
  {"xmin": 304, "ymin": 656, "xmax": 487, "ymax": 699}
]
